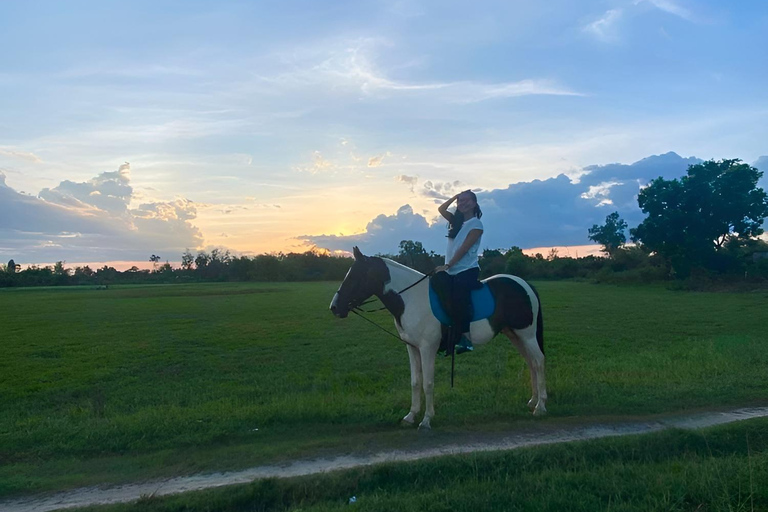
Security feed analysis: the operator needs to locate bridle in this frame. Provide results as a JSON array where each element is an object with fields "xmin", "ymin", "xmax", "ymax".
[
  {"xmin": 338, "ymin": 269, "xmax": 434, "ymax": 344},
  {"xmin": 354, "ymin": 270, "xmax": 433, "ymax": 312}
]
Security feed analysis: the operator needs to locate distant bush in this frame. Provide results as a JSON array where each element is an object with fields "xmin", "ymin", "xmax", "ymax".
[{"xmin": 5, "ymin": 239, "xmax": 768, "ymax": 289}]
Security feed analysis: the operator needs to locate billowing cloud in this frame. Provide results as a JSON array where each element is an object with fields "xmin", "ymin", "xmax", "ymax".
[
  {"xmin": 39, "ymin": 162, "xmax": 132, "ymax": 214},
  {"xmin": 302, "ymin": 152, "xmax": 705, "ymax": 254},
  {"xmin": 298, "ymin": 204, "xmax": 444, "ymax": 255},
  {"xmin": 0, "ymin": 164, "xmax": 202, "ymax": 264}
]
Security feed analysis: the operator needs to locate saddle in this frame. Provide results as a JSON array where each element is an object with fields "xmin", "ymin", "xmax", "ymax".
[{"xmin": 428, "ymin": 274, "xmax": 496, "ymax": 326}]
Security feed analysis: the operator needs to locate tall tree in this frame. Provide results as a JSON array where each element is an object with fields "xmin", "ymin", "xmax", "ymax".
[
  {"xmin": 7, "ymin": 259, "xmax": 18, "ymax": 273},
  {"xmin": 588, "ymin": 211, "xmax": 628, "ymax": 256},
  {"xmin": 631, "ymin": 159, "xmax": 768, "ymax": 274}
]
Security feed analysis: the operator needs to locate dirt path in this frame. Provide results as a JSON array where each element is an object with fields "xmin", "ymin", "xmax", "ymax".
[{"xmin": 4, "ymin": 406, "xmax": 768, "ymax": 512}]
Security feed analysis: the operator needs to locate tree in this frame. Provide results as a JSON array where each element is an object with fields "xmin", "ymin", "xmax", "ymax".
[
  {"xmin": 504, "ymin": 246, "xmax": 531, "ymax": 277},
  {"xmin": 397, "ymin": 240, "xmax": 441, "ymax": 274},
  {"xmin": 588, "ymin": 211, "xmax": 628, "ymax": 256},
  {"xmin": 181, "ymin": 249, "xmax": 195, "ymax": 270},
  {"xmin": 478, "ymin": 248, "xmax": 505, "ymax": 278},
  {"xmin": 149, "ymin": 254, "xmax": 161, "ymax": 271},
  {"xmin": 546, "ymin": 248, "xmax": 559, "ymax": 261},
  {"xmin": 631, "ymin": 159, "xmax": 768, "ymax": 275},
  {"xmin": 7, "ymin": 259, "xmax": 18, "ymax": 273},
  {"xmin": 194, "ymin": 251, "xmax": 210, "ymax": 272}
]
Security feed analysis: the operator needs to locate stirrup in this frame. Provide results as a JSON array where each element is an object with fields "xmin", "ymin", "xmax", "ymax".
[{"xmin": 455, "ymin": 335, "xmax": 473, "ymax": 354}]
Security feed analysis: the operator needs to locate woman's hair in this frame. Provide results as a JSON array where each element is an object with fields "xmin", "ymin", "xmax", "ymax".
[{"xmin": 447, "ymin": 191, "xmax": 482, "ymax": 239}]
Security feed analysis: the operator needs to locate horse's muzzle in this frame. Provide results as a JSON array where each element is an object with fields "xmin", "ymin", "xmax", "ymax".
[{"xmin": 329, "ymin": 292, "xmax": 348, "ymax": 318}]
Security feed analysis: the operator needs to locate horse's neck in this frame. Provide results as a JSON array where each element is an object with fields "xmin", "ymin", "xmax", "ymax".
[
  {"xmin": 380, "ymin": 259, "xmax": 434, "ymax": 338},
  {"xmin": 381, "ymin": 259, "xmax": 425, "ymax": 293}
]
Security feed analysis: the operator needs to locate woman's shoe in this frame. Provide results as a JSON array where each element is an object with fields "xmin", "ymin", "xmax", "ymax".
[{"xmin": 455, "ymin": 335, "xmax": 473, "ymax": 354}]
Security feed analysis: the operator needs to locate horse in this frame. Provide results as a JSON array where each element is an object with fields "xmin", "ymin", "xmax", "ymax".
[{"xmin": 329, "ymin": 246, "xmax": 547, "ymax": 430}]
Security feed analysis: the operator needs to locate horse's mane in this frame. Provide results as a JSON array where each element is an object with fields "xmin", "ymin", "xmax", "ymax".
[{"xmin": 378, "ymin": 257, "xmax": 425, "ymax": 277}]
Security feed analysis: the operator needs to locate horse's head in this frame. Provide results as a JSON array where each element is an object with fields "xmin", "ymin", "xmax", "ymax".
[{"xmin": 330, "ymin": 246, "xmax": 390, "ymax": 318}]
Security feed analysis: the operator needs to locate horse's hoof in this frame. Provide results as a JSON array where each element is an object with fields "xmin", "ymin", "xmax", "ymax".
[
  {"xmin": 401, "ymin": 418, "xmax": 416, "ymax": 427},
  {"xmin": 418, "ymin": 420, "xmax": 432, "ymax": 431},
  {"xmin": 402, "ymin": 412, "xmax": 416, "ymax": 425},
  {"xmin": 527, "ymin": 399, "xmax": 537, "ymax": 411},
  {"xmin": 532, "ymin": 405, "xmax": 547, "ymax": 417}
]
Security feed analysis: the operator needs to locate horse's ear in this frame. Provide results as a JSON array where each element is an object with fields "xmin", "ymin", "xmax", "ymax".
[{"xmin": 353, "ymin": 246, "xmax": 364, "ymax": 261}]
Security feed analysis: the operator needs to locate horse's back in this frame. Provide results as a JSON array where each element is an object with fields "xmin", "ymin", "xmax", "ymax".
[{"xmin": 482, "ymin": 274, "xmax": 540, "ymax": 333}]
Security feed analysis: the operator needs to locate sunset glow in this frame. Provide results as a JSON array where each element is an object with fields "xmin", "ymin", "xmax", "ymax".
[{"xmin": 1, "ymin": 1, "xmax": 766, "ymax": 265}]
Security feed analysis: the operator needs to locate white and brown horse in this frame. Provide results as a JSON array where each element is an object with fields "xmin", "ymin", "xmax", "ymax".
[{"xmin": 330, "ymin": 247, "xmax": 547, "ymax": 429}]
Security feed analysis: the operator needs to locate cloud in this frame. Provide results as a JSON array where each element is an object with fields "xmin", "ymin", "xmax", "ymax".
[
  {"xmin": 581, "ymin": 181, "xmax": 622, "ymax": 206},
  {"xmin": 298, "ymin": 204, "xmax": 444, "ymax": 255},
  {"xmin": 39, "ymin": 162, "xmax": 132, "ymax": 214},
  {"xmin": 302, "ymin": 152, "xmax": 703, "ymax": 254},
  {"xmin": 754, "ymin": 156, "xmax": 768, "ymax": 192},
  {"xmin": 447, "ymin": 80, "xmax": 584, "ymax": 103},
  {"xmin": 395, "ymin": 174, "xmax": 419, "ymax": 192},
  {"xmin": 267, "ymin": 40, "xmax": 582, "ymax": 103},
  {"xmin": 0, "ymin": 148, "xmax": 43, "ymax": 163},
  {"xmin": 421, "ymin": 180, "xmax": 463, "ymax": 201},
  {"xmin": 637, "ymin": 0, "xmax": 695, "ymax": 22},
  {"xmin": 295, "ymin": 151, "xmax": 336, "ymax": 174},
  {"xmin": 368, "ymin": 155, "xmax": 385, "ymax": 167},
  {"xmin": 584, "ymin": 1, "xmax": 696, "ymax": 44},
  {"xmin": 584, "ymin": 9, "xmax": 623, "ymax": 43},
  {"xmin": 0, "ymin": 164, "xmax": 202, "ymax": 263}
]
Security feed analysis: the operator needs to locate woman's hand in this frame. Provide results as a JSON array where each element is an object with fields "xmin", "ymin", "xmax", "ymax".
[
  {"xmin": 438, "ymin": 194, "xmax": 459, "ymax": 221},
  {"xmin": 435, "ymin": 264, "xmax": 451, "ymax": 273}
]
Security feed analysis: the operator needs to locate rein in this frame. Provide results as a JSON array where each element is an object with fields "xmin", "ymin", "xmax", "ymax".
[
  {"xmin": 346, "ymin": 269, "xmax": 458, "ymax": 388},
  {"xmin": 349, "ymin": 309, "xmax": 410, "ymax": 344}
]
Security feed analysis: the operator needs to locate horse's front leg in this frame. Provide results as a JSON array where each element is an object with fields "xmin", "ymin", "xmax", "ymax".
[
  {"xmin": 418, "ymin": 347, "xmax": 437, "ymax": 430},
  {"xmin": 402, "ymin": 344, "xmax": 422, "ymax": 426}
]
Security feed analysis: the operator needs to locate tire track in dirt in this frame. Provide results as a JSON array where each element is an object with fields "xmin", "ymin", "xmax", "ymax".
[{"xmin": 4, "ymin": 406, "xmax": 768, "ymax": 512}]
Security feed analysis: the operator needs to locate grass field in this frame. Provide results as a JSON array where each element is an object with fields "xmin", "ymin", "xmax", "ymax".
[
  {"xmin": 1, "ymin": 281, "xmax": 767, "ymax": 499},
  {"xmin": 70, "ymin": 417, "xmax": 768, "ymax": 512}
]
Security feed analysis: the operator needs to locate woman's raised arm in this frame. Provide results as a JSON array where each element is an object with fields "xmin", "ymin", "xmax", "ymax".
[{"xmin": 438, "ymin": 194, "xmax": 459, "ymax": 221}]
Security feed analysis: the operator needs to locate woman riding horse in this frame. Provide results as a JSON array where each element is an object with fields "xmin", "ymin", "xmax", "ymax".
[
  {"xmin": 434, "ymin": 190, "xmax": 484, "ymax": 355},
  {"xmin": 330, "ymin": 245, "xmax": 547, "ymax": 429}
]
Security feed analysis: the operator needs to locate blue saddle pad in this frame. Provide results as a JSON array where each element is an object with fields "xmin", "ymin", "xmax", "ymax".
[{"xmin": 429, "ymin": 281, "xmax": 496, "ymax": 326}]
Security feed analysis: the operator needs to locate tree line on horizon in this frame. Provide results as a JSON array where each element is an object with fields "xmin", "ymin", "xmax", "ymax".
[{"xmin": 2, "ymin": 159, "xmax": 768, "ymax": 288}]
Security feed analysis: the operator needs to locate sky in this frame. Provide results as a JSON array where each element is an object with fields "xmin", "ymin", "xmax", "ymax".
[{"xmin": 1, "ymin": 0, "xmax": 767, "ymax": 266}]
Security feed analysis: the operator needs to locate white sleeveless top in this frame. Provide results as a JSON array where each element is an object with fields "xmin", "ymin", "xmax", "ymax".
[{"xmin": 445, "ymin": 216, "xmax": 483, "ymax": 275}]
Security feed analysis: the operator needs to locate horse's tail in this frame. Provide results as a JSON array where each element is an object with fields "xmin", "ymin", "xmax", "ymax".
[{"xmin": 532, "ymin": 284, "xmax": 544, "ymax": 356}]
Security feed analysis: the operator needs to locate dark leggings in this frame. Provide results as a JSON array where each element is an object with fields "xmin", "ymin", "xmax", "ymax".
[{"xmin": 446, "ymin": 267, "xmax": 480, "ymax": 333}]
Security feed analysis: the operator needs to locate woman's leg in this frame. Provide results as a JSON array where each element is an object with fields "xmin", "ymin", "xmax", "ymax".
[{"xmin": 448, "ymin": 268, "xmax": 479, "ymax": 353}]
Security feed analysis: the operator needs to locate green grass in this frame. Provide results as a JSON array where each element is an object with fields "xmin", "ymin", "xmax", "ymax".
[
  {"xmin": 1, "ymin": 281, "xmax": 767, "ymax": 498},
  {"xmin": 71, "ymin": 417, "xmax": 768, "ymax": 512}
]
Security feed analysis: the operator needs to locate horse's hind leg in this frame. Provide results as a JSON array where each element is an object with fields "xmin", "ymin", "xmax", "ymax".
[
  {"xmin": 402, "ymin": 344, "xmax": 422, "ymax": 426},
  {"xmin": 503, "ymin": 329, "xmax": 537, "ymax": 411},
  {"xmin": 504, "ymin": 328, "xmax": 547, "ymax": 416},
  {"xmin": 523, "ymin": 331, "xmax": 547, "ymax": 416}
]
